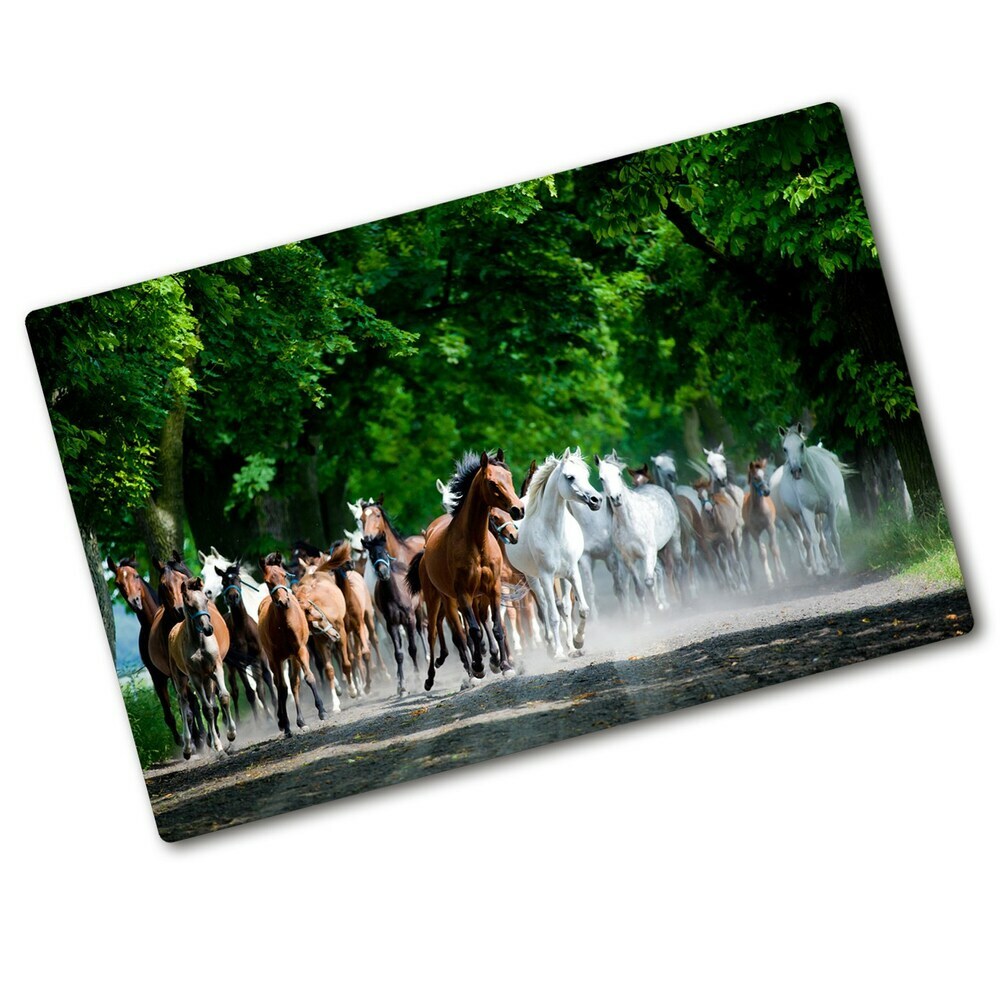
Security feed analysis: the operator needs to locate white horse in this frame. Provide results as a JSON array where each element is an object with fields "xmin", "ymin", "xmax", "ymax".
[
  {"xmin": 597, "ymin": 452, "xmax": 680, "ymax": 613},
  {"xmin": 652, "ymin": 452, "xmax": 700, "ymax": 508},
  {"xmin": 199, "ymin": 546, "xmax": 264, "ymax": 622},
  {"xmin": 568, "ymin": 498, "xmax": 627, "ymax": 621},
  {"xmin": 776, "ymin": 423, "xmax": 852, "ymax": 574},
  {"xmin": 505, "ymin": 448, "xmax": 602, "ymax": 659}
]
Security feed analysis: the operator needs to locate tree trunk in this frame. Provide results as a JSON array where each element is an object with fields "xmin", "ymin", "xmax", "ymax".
[
  {"xmin": 82, "ymin": 525, "xmax": 116, "ymax": 667},
  {"xmin": 139, "ymin": 382, "xmax": 188, "ymax": 571},
  {"xmin": 846, "ymin": 440, "xmax": 913, "ymax": 522},
  {"xmin": 833, "ymin": 268, "xmax": 941, "ymax": 514}
]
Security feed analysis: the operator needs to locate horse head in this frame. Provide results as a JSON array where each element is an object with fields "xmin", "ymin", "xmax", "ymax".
[
  {"xmin": 156, "ymin": 558, "xmax": 190, "ymax": 615},
  {"xmin": 748, "ymin": 459, "xmax": 771, "ymax": 497},
  {"xmin": 652, "ymin": 452, "xmax": 677, "ymax": 489},
  {"xmin": 629, "ymin": 463, "xmax": 651, "ymax": 487},
  {"xmin": 477, "ymin": 449, "xmax": 524, "ymax": 520},
  {"xmin": 108, "ymin": 555, "xmax": 145, "ymax": 612},
  {"xmin": 596, "ymin": 451, "xmax": 630, "ymax": 509},
  {"xmin": 181, "ymin": 577, "xmax": 214, "ymax": 636},
  {"xmin": 489, "ymin": 508, "xmax": 519, "ymax": 545},
  {"xmin": 359, "ymin": 499, "xmax": 387, "ymax": 538},
  {"xmin": 693, "ymin": 478, "xmax": 715, "ymax": 517},
  {"xmin": 361, "ymin": 532, "xmax": 393, "ymax": 580},
  {"xmin": 260, "ymin": 553, "xmax": 294, "ymax": 608},
  {"xmin": 778, "ymin": 423, "xmax": 807, "ymax": 480},
  {"xmin": 216, "ymin": 563, "xmax": 243, "ymax": 608},
  {"xmin": 703, "ymin": 445, "xmax": 730, "ymax": 488}
]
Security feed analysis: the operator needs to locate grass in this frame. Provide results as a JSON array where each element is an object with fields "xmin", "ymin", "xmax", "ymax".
[
  {"xmin": 120, "ymin": 676, "xmax": 180, "ymax": 769},
  {"xmin": 844, "ymin": 502, "xmax": 964, "ymax": 587}
]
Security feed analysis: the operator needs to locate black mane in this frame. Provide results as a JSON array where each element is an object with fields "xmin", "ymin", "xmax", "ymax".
[{"xmin": 447, "ymin": 451, "xmax": 509, "ymax": 514}]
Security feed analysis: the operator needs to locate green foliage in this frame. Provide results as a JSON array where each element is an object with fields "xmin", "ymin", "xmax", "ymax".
[
  {"xmin": 120, "ymin": 678, "xmax": 178, "ymax": 769},
  {"xmin": 844, "ymin": 503, "xmax": 962, "ymax": 586},
  {"xmin": 29, "ymin": 102, "xmax": 930, "ymax": 566}
]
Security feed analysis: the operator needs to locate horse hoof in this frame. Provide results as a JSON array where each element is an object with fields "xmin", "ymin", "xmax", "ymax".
[
  {"xmin": 283, "ymin": 730, "xmax": 293, "ymax": 739},
  {"xmin": 424, "ymin": 678, "xmax": 434, "ymax": 692},
  {"xmin": 398, "ymin": 687, "xmax": 408, "ymax": 698},
  {"xmin": 183, "ymin": 749, "xmax": 192, "ymax": 760},
  {"xmin": 569, "ymin": 648, "xmax": 584, "ymax": 658},
  {"xmin": 473, "ymin": 668, "xmax": 486, "ymax": 679},
  {"xmin": 501, "ymin": 666, "xmax": 516, "ymax": 679},
  {"xmin": 297, "ymin": 722, "xmax": 309, "ymax": 731},
  {"xmin": 227, "ymin": 730, "xmax": 236, "ymax": 742},
  {"xmin": 318, "ymin": 711, "xmax": 327, "ymax": 721},
  {"xmin": 489, "ymin": 660, "xmax": 501, "ymax": 674}
]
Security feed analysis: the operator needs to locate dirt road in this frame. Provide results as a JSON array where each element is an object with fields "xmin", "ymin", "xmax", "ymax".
[{"xmin": 146, "ymin": 573, "xmax": 973, "ymax": 842}]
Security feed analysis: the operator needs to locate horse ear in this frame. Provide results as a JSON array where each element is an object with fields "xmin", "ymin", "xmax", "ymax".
[
  {"xmin": 529, "ymin": 459, "xmax": 537, "ymax": 474},
  {"xmin": 298, "ymin": 558, "xmax": 309, "ymax": 571},
  {"xmin": 777, "ymin": 426, "xmax": 787, "ymax": 438},
  {"xmin": 496, "ymin": 448, "xmax": 504, "ymax": 464},
  {"xmin": 171, "ymin": 549, "xmax": 183, "ymax": 563},
  {"xmin": 154, "ymin": 558, "xmax": 165, "ymax": 572},
  {"xmin": 703, "ymin": 448, "xmax": 711, "ymax": 457},
  {"xmin": 562, "ymin": 447, "xmax": 571, "ymax": 459},
  {"xmin": 594, "ymin": 453, "xmax": 601, "ymax": 467},
  {"xmin": 197, "ymin": 550, "xmax": 207, "ymax": 563},
  {"xmin": 376, "ymin": 493, "xmax": 384, "ymax": 507},
  {"xmin": 211, "ymin": 545, "xmax": 221, "ymax": 559},
  {"xmin": 717, "ymin": 443, "xmax": 725, "ymax": 454},
  {"xmin": 796, "ymin": 421, "xmax": 805, "ymax": 436},
  {"xmin": 480, "ymin": 451, "xmax": 489, "ymax": 469},
  {"xmin": 760, "ymin": 457, "xmax": 769, "ymax": 468},
  {"xmin": 213, "ymin": 565, "xmax": 225, "ymax": 578},
  {"xmin": 106, "ymin": 556, "xmax": 117, "ymax": 573}
]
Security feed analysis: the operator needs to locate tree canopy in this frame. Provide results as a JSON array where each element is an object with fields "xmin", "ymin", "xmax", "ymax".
[{"xmin": 28, "ymin": 103, "xmax": 935, "ymax": 589}]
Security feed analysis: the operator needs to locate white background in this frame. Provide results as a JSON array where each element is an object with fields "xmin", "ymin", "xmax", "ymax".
[{"xmin": 1, "ymin": 3, "xmax": 996, "ymax": 997}]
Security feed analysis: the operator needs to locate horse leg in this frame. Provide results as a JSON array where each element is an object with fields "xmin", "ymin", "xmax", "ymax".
[
  {"xmin": 459, "ymin": 599, "xmax": 485, "ymax": 679},
  {"xmin": 317, "ymin": 638, "xmax": 342, "ymax": 714},
  {"xmin": 579, "ymin": 553, "xmax": 598, "ymax": 623},
  {"xmin": 533, "ymin": 572, "xmax": 564, "ymax": 659},
  {"xmin": 768, "ymin": 525, "xmax": 787, "ymax": 582},
  {"xmin": 274, "ymin": 658, "xmax": 292, "ymax": 738},
  {"xmin": 173, "ymin": 673, "xmax": 195, "ymax": 760},
  {"xmin": 297, "ymin": 646, "xmax": 325, "ymax": 725},
  {"xmin": 189, "ymin": 690, "xmax": 206, "ymax": 749},
  {"xmin": 390, "ymin": 621, "xmax": 407, "ymax": 697},
  {"xmin": 444, "ymin": 603, "xmax": 473, "ymax": 679},
  {"xmin": 404, "ymin": 616, "xmax": 420, "ymax": 685},
  {"xmin": 568, "ymin": 561, "xmax": 590, "ymax": 652},
  {"xmin": 757, "ymin": 531, "xmax": 775, "ymax": 588},
  {"xmin": 367, "ymin": 609, "xmax": 392, "ymax": 682},
  {"xmin": 213, "ymin": 662, "xmax": 237, "ymax": 744},
  {"xmin": 252, "ymin": 659, "xmax": 274, "ymax": 721},
  {"xmin": 423, "ymin": 591, "xmax": 441, "ymax": 692},
  {"xmin": 150, "ymin": 667, "xmax": 182, "ymax": 746},
  {"xmin": 225, "ymin": 661, "xmax": 241, "ymax": 724},
  {"xmin": 195, "ymin": 676, "xmax": 221, "ymax": 752}
]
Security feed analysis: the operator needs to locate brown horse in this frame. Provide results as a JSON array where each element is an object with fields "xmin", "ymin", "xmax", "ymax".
[
  {"xmin": 361, "ymin": 532, "xmax": 421, "ymax": 697},
  {"xmin": 257, "ymin": 553, "xmax": 327, "ymax": 737},
  {"xmin": 407, "ymin": 450, "xmax": 524, "ymax": 690},
  {"xmin": 292, "ymin": 565, "xmax": 354, "ymax": 706},
  {"xmin": 308, "ymin": 543, "xmax": 390, "ymax": 690},
  {"xmin": 108, "ymin": 555, "xmax": 181, "ymax": 744},
  {"xmin": 168, "ymin": 577, "xmax": 234, "ymax": 759},
  {"xmin": 148, "ymin": 552, "xmax": 212, "ymax": 748},
  {"xmin": 215, "ymin": 563, "xmax": 276, "ymax": 722},
  {"xmin": 693, "ymin": 477, "xmax": 748, "ymax": 591},
  {"xmin": 742, "ymin": 458, "xmax": 786, "ymax": 588}
]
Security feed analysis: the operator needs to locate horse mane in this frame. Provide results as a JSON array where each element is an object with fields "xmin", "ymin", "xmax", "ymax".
[
  {"xmin": 524, "ymin": 452, "xmax": 568, "ymax": 513},
  {"xmin": 447, "ymin": 451, "xmax": 509, "ymax": 514},
  {"xmin": 263, "ymin": 551, "xmax": 285, "ymax": 568},
  {"xmin": 292, "ymin": 539, "xmax": 322, "ymax": 559},
  {"xmin": 320, "ymin": 540, "xmax": 353, "ymax": 572}
]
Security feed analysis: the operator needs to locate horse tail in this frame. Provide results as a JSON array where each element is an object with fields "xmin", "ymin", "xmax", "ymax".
[{"xmin": 405, "ymin": 551, "xmax": 424, "ymax": 597}]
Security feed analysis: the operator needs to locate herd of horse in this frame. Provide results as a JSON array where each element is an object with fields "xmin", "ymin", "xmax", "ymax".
[{"xmin": 108, "ymin": 423, "xmax": 853, "ymax": 761}]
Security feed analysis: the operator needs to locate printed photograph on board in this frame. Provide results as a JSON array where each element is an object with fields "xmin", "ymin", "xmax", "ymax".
[{"xmin": 26, "ymin": 103, "xmax": 971, "ymax": 841}]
